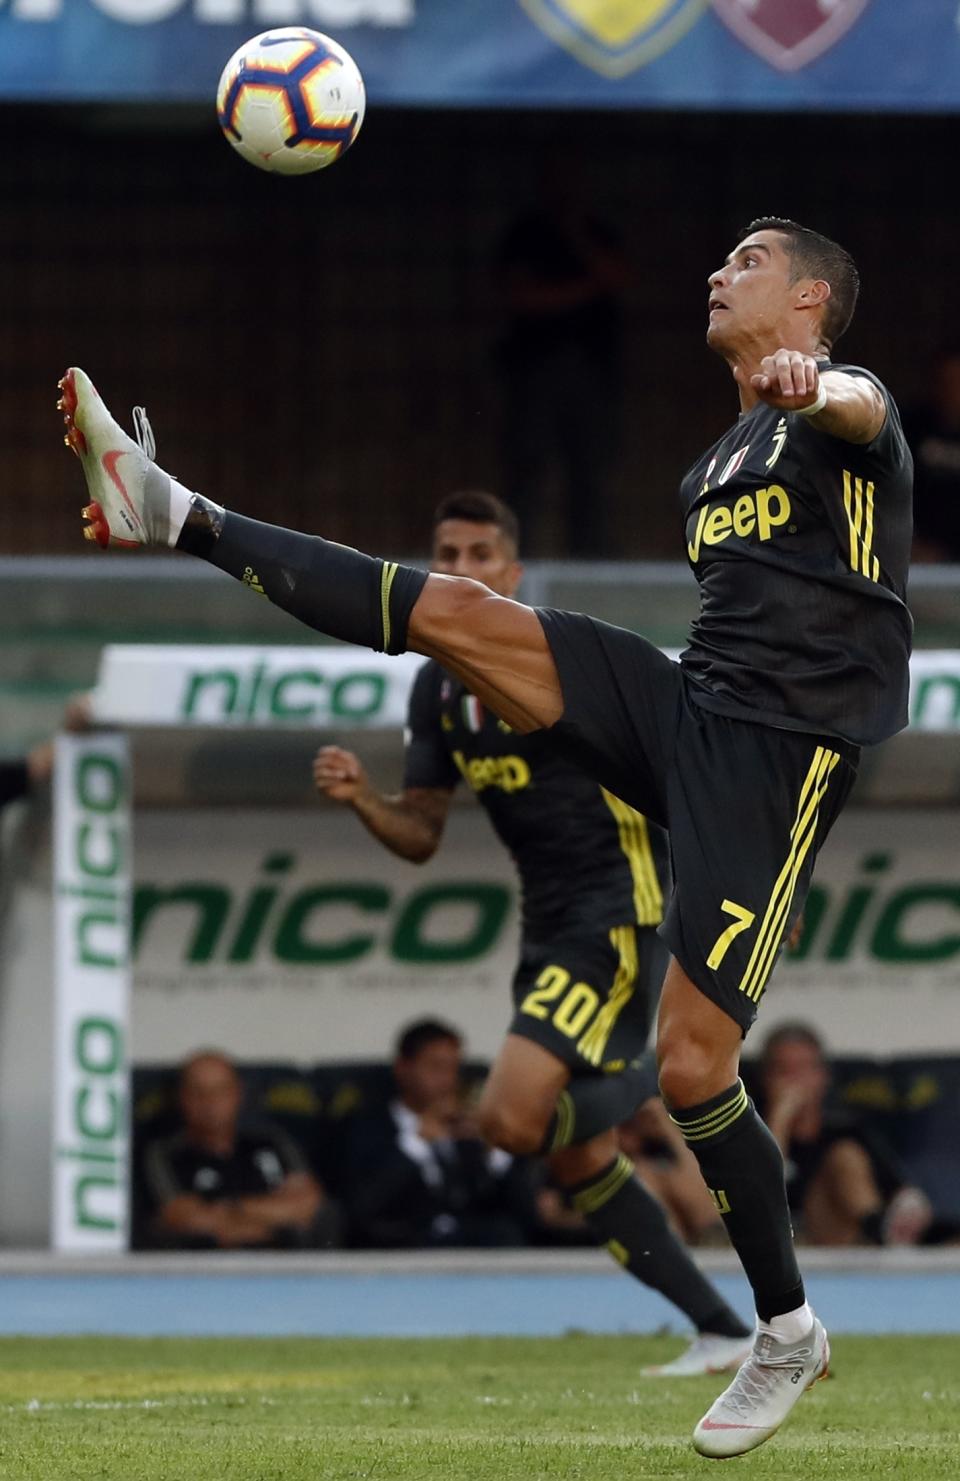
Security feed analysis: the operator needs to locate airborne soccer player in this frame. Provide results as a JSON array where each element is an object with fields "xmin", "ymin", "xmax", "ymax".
[
  {"xmin": 59, "ymin": 217, "xmax": 913, "ymax": 1457},
  {"xmin": 313, "ymin": 488, "xmax": 752, "ymax": 1376}
]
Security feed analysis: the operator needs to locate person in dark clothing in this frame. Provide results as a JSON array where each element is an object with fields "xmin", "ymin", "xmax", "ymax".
[
  {"xmin": 496, "ymin": 177, "xmax": 630, "ymax": 555},
  {"xmin": 757, "ymin": 1023, "xmax": 936, "ymax": 1247},
  {"xmin": 60, "ymin": 213, "xmax": 909, "ymax": 1454},
  {"xmin": 342, "ymin": 1020, "xmax": 536, "ymax": 1249},
  {"xmin": 137, "ymin": 1051, "xmax": 329, "ymax": 1250},
  {"xmin": 315, "ymin": 492, "xmax": 751, "ymax": 1375},
  {"xmin": 901, "ymin": 346, "xmax": 960, "ymax": 561},
  {"xmin": 0, "ymin": 696, "xmax": 92, "ymax": 812}
]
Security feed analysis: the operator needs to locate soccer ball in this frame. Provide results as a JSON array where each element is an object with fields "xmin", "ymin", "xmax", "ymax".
[{"xmin": 216, "ymin": 28, "xmax": 365, "ymax": 176}]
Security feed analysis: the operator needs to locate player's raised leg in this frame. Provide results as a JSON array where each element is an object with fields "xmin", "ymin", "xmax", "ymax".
[{"xmin": 57, "ymin": 367, "xmax": 563, "ymax": 735}]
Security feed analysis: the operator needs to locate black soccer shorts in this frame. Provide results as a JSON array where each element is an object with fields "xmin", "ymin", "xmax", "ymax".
[
  {"xmin": 508, "ymin": 922, "xmax": 667, "ymax": 1077},
  {"xmin": 536, "ymin": 609, "xmax": 858, "ymax": 1034}
]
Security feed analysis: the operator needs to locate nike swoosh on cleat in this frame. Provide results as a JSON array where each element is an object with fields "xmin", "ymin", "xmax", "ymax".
[{"xmin": 101, "ymin": 449, "xmax": 143, "ymax": 536}]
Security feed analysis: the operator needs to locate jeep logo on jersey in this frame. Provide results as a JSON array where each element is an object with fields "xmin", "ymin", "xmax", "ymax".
[
  {"xmin": 687, "ymin": 485, "xmax": 791, "ymax": 562},
  {"xmin": 711, "ymin": 0, "xmax": 872, "ymax": 73},
  {"xmin": 453, "ymin": 751, "xmax": 532, "ymax": 795},
  {"xmin": 517, "ymin": 0, "xmax": 707, "ymax": 79}
]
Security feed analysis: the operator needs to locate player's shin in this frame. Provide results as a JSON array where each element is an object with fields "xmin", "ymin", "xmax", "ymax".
[
  {"xmin": 566, "ymin": 1155, "xmax": 750, "ymax": 1339},
  {"xmin": 668, "ymin": 1080, "xmax": 805, "ymax": 1325},
  {"xmin": 177, "ymin": 504, "xmax": 427, "ymax": 655}
]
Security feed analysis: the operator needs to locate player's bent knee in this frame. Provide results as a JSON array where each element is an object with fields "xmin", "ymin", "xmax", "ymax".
[
  {"xmin": 657, "ymin": 1037, "xmax": 723, "ymax": 1111},
  {"xmin": 477, "ymin": 1100, "xmax": 544, "ymax": 1157}
]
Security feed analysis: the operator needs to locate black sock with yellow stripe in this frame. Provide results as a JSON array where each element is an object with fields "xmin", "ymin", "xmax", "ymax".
[
  {"xmin": 566, "ymin": 1155, "xmax": 750, "ymax": 1338},
  {"xmin": 669, "ymin": 1079, "xmax": 803, "ymax": 1322},
  {"xmin": 178, "ymin": 507, "xmax": 427, "ymax": 655}
]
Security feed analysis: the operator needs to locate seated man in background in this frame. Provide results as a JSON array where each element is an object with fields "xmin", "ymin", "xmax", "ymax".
[
  {"xmin": 137, "ymin": 1051, "xmax": 331, "ymax": 1250},
  {"xmin": 617, "ymin": 1098, "xmax": 726, "ymax": 1247},
  {"xmin": 756, "ymin": 1024, "xmax": 934, "ymax": 1246},
  {"xmin": 342, "ymin": 1019, "xmax": 537, "ymax": 1249}
]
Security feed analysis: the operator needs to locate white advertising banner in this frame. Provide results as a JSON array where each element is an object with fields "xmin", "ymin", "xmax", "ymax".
[
  {"xmin": 92, "ymin": 645, "xmax": 424, "ymax": 729},
  {"xmin": 93, "ymin": 644, "xmax": 960, "ymax": 733},
  {"xmin": 132, "ymin": 806, "xmax": 520, "ymax": 1063},
  {"xmin": 127, "ymin": 805, "xmax": 960, "ymax": 1063},
  {"xmin": 52, "ymin": 734, "xmax": 132, "ymax": 1252}
]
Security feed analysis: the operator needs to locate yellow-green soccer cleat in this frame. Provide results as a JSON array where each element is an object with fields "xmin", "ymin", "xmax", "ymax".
[
  {"xmin": 693, "ymin": 1315, "xmax": 830, "ymax": 1458},
  {"xmin": 57, "ymin": 367, "xmax": 175, "ymax": 549}
]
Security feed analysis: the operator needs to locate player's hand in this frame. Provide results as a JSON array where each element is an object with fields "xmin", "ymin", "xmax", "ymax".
[
  {"xmin": 764, "ymin": 1078, "xmax": 815, "ymax": 1134},
  {"xmin": 749, "ymin": 349, "xmax": 822, "ymax": 412},
  {"xmin": 63, "ymin": 691, "xmax": 94, "ymax": 733},
  {"xmin": 313, "ymin": 745, "xmax": 369, "ymax": 804}
]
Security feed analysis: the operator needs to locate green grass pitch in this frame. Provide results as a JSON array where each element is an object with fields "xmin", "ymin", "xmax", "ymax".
[{"xmin": 0, "ymin": 1334, "xmax": 956, "ymax": 1479}]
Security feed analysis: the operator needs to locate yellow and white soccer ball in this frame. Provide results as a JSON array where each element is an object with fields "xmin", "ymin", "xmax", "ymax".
[{"xmin": 216, "ymin": 28, "xmax": 365, "ymax": 176}]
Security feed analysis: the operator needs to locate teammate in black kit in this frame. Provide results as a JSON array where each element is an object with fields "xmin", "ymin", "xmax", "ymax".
[
  {"xmin": 61, "ymin": 215, "xmax": 913, "ymax": 1457},
  {"xmin": 314, "ymin": 491, "xmax": 751, "ymax": 1376}
]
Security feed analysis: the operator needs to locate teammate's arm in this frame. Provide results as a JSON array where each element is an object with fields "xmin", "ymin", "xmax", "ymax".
[
  {"xmin": 314, "ymin": 745, "xmax": 452, "ymax": 864},
  {"xmin": 750, "ymin": 350, "xmax": 886, "ymax": 444}
]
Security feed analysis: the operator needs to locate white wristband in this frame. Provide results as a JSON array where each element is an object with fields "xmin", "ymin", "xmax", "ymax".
[{"xmin": 796, "ymin": 384, "xmax": 828, "ymax": 418}]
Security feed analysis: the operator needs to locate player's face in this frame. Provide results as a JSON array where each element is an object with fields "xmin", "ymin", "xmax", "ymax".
[
  {"xmin": 706, "ymin": 230, "xmax": 797, "ymax": 353},
  {"xmin": 431, "ymin": 519, "xmax": 522, "ymax": 599}
]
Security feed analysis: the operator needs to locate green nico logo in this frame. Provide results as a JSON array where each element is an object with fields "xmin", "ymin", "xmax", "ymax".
[{"xmin": 134, "ymin": 854, "xmax": 513, "ymax": 968}]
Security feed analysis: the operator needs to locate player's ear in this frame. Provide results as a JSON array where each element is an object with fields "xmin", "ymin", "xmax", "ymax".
[
  {"xmin": 508, "ymin": 559, "xmax": 524, "ymax": 595},
  {"xmin": 797, "ymin": 278, "xmax": 831, "ymax": 311}
]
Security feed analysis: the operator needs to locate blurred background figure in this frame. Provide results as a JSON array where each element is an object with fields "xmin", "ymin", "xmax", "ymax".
[
  {"xmin": 136, "ymin": 1051, "xmax": 331, "ymax": 1251},
  {"xmin": 341, "ymin": 1019, "xmax": 537, "ymax": 1249},
  {"xmin": 0, "ymin": 694, "xmax": 91, "ymax": 816},
  {"xmin": 756, "ymin": 1024, "xmax": 952, "ymax": 1247},
  {"xmin": 903, "ymin": 346, "xmax": 960, "ymax": 562},
  {"xmin": 617, "ymin": 1097, "xmax": 726, "ymax": 1247},
  {"xmin": 495, "ymin": 163, "xmax": 631, "ymax": 556}
]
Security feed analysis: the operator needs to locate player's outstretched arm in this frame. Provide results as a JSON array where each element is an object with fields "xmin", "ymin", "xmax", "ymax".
[
  {"xmin": 749, "ymin": 350, "xmax": 886, "ymax": 444},
  {"xmin": 313, "ymin": 745, "xmax": 451, "ymax": 864}
]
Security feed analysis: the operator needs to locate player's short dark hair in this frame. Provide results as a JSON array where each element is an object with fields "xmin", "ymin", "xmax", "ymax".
[
  {"xmin": 395, "ymin": 1018, "xmax": 462, "ymax": 1061},
  {"xmin": 432, "ymin": 490, "xmax": 520, "ymax": 553},
  {"xmin": 759, "ymin": 1022, "xmax": 826, "ymax": 1070},
  {"xmin": 743, "ymin": 217, "xmax": 860, "ymax": 350}
]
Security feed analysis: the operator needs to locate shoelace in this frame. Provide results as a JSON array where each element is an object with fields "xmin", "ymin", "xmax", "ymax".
[
  {"xmin": 132, "ymin": 405, "xmax": 156, "ymax": 460},
  {"xmin": 713, "ymin": 1338, "xmax": 815, "ymax": 1422}
]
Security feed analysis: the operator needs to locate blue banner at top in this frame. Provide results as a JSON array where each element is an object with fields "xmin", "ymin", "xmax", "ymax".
[{"xmin": 1, "ymin": 0, "xmax": 958, "ymax": 110}]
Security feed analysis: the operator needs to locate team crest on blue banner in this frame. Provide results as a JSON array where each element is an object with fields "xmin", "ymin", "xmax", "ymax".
[
  {"xmin": 711, "ymin": 0, "xmax": 872, "ymax": 73},
  {"xmin": 517, "ymin": 0, "xmax": 708, "ymax": 78}
]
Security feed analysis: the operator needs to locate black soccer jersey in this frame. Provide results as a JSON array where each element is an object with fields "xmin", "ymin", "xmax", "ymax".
[
  {"xmin": 403, "ymin": 659, "xmax": 668, "ymax": 938},
  {"xmin": 678, "ymin": 362, "xmax": 913, "ymax": 746}
]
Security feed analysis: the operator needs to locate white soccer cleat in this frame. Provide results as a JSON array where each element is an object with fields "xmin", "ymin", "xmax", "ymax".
[
  {"xmin": 692, "ymin": 1315, "xmax": 830, "ymax": 1458},
  {"xmin": 641, "ymin": 1331, "xmax": 754, "ymax": 1378},
  {"xmin": 57, "ymin": 367, "xmax": 175, "ymax": 549}
]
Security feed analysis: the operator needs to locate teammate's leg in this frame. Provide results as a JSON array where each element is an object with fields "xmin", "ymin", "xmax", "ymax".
[
  {"xmin": 477, "ymin": 1036, "xmax": 750, "ymax": 1358},
  {"xmin": 59, "ymin": 369, "xmax": 563, "ymax": 735},
  {"xmin": 551, "ymin": 1132, "xmax": 751, "ymax": 1353},
  {"xmin": 476, "ymin": 1036, "xmax": 653, "ymax": 1157}
]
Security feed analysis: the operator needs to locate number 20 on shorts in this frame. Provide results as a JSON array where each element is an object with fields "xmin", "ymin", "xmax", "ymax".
[{"xmin": 521, "ymin": 965, "xmax": 600, "ymax": 1039}]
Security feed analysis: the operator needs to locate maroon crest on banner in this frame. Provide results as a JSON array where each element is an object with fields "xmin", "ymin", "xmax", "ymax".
[{"xmin": 711, "ymin": 0, "xmax": 872, "ymax": 72}]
